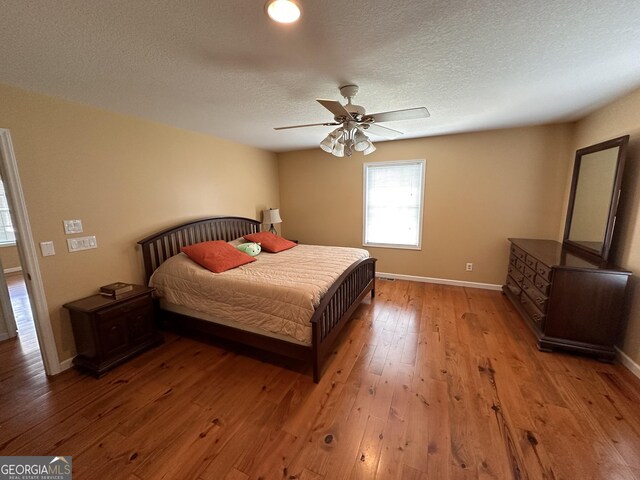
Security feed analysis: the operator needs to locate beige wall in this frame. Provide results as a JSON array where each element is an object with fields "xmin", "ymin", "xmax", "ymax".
[
  {"xmin": 0, "ymin": 83, "xmax": 279, "ymax": 362},
  {"xmin": 573, "ymin": 86, "xmax": 640, "ymax": 365},
  {"xmin": 278, "ymin": 124, "xmax": 574, "ymax": 285},
  {"xmin": 0, "ymin": 245, "xmax": 21, "ymax": 271}
]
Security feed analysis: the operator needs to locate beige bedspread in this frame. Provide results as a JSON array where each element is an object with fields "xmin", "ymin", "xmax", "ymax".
[{"xmin": 149, "ymin": 244, "xmax": 369, "ymax": 344}]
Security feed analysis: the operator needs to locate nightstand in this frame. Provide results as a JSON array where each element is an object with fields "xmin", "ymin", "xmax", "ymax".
[{"xmin": 63, "ymin": 285, "xmax": 162, "ymax": 377}]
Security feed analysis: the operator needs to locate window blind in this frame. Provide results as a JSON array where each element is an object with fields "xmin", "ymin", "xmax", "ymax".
[{"xmin": 364, "ymin": 160, "xmax": 425, "ymax": 248}]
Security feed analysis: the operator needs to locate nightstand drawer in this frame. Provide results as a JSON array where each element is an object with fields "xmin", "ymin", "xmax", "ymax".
[
  {"xmin": 97, "ymin": 316, "xmax": 130, "ymax": 358},
  {"xmin": 127, "ymin": 307, "xmax": 155, "ymax": 343},
  {"xmin": 96, "ymin": 296, "xmax": 152, "ymax": 322}
]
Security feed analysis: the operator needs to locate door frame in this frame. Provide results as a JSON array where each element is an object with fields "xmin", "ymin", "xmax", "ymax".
[{"xmin": 0, "ymin": 129, "xmax": 61, "ymax": 375}]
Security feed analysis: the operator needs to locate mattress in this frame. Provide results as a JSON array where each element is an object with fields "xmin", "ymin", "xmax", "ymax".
[{"xmin": 149, "ymin": 244, "xmax": 370, "ymax": 345}]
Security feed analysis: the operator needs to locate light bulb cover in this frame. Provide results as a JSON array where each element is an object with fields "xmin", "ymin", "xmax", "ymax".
[
  {"xmin": 363, "ymin": 142, "xmax": 377, "ymax": 155},
  {"xmin": 265, "ymin": 0, "xmax": 301, "ymax": 24},
  {"xmin": 332, "ymin": 140, "xmax": 345, "ymax": 157},
  {"xmin": 320, "ymin": 128, "xmax": 342, "ymax": 153},
  {"xmin": 353, "ymin": 128, "xmax": 370, "ymax": 151}
]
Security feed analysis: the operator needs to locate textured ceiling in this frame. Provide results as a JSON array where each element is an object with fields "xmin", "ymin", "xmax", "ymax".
[{"xmin": 0, "ymin": 1, "xmax": 639, "ymax": 152}]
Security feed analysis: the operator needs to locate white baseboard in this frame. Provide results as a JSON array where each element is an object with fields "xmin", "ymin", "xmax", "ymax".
[
  {"xmin": 376, "ymin": 272, "xmax": 502, "ymax": 291},
  {"xmin": 615, "ymin": 346, "xmax": 640, "ymax": 380},
  {"xmin": 3, "ymin": 266, "xmax": 22, "ymax": 274},
  {"xmin": 58, "ymin": 357, "xmax": 74, "ymax": 372}
]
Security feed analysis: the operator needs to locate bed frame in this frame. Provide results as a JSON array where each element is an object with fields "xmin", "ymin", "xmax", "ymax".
[{"xmin": 137, "ymin": 216, "xmax": 376, "ymax": 382}]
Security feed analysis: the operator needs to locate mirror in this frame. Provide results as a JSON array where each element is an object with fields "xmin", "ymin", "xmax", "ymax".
[{"xmin": 563, "ymin": 135, "xmax": 629, "ymax": 262}]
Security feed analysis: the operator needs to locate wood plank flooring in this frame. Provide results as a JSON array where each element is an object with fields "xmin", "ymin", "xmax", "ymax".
[{"xmin": 1, "ymin": 277, "xmax": 640, "ymax": 479}]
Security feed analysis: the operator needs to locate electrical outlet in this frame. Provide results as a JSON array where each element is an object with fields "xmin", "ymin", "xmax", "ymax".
[{"xmin": 466, "ymin": 262, "xmax": 473, "ymax": 272}]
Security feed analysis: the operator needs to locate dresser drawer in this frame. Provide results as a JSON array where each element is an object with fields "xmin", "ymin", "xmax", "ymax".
[
  {"xmin": 524, "ymin": 254, "xmax": 537, "ymax": 270},
  {"xmin": 522, "ymin": 278, "xmax": 548, "ymax": 312},
  {"xmin": 534, "ymin": 274, "xmax": 550, "ymax": 296},
  {"xmin": 507, "ymin": 264, "xmax": 524, "ymax": 284},
  {"xmin": 523, "ymin": 265, "xmax": 536, "ymax": 282},
  {"xmin": 510, "ymin": 254, "xmax": 518, "ymax": 267},
  {"xmin": 520, "ymin": 292, "xmax": 546, "ymax": 328},
  {"xmin": 535, "ymin": 262, "xmax": 552, "ymax": 282},
  {"xmin": 511, "ymin": 245, "xmax": 526, "ymax": 262},
  {"xmin": 505, "ymin": 275, "xmax": 522, "ymax": 296}
]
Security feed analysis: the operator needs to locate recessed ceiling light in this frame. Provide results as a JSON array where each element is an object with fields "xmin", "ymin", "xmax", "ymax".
[{"xmin": 265, "ymin": 0, "xmax": 301, "ymax": 24}]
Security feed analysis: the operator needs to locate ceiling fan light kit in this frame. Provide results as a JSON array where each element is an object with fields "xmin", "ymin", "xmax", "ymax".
[
  {"xmin": 275, "ymin": 84, "xmax": 430, "ymax": 157},
  {"xmin": 265, "ymin": 0, "xmax": 301, "ymax": 24}
]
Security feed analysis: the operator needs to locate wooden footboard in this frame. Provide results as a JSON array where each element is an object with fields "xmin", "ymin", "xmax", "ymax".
[{"xmin": 311, "ymin": 257, "xmax": 377, "ymax": 382}]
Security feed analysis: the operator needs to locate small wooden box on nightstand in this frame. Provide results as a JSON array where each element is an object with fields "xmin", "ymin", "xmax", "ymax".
[{"xmin": 63, "ymin": 285, "xmax": 163, "ymax": 377}]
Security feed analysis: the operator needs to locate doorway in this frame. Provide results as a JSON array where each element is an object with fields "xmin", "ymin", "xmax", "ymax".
[{"xmin": 0, "ymin": 129, "xmax": 61, "ymax": 375}]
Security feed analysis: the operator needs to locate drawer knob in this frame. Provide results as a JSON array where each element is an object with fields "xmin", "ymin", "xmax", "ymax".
[
  {"xmin": 533, "ymin": 314, "xmax": 540, "ymax": 321},
  {"xmin": 536, "ymin": 297, "xmax": 544, "ymax": 304}
]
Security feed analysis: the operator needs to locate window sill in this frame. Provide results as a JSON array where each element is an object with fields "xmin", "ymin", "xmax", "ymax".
[
  {"xmin": 363, "ymin": 243, "xmax": 421, "ymax": 251},
  {"xmin": 0, "ymin": 242, "xmax": 16, "ymax": 248}
]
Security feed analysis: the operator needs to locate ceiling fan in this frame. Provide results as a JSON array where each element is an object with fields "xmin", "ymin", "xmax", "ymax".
[{"xmin": 274, "ymin": 84, "xmax": 430, "ymax": 157}]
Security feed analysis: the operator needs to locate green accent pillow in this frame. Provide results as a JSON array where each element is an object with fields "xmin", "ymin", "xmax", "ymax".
[{"xmin": 236, "ymin": 242, "xmax": 261, "ymax": 257}]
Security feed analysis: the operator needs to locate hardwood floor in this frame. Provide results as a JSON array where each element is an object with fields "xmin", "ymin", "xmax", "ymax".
[{"xmin": 1, "ymin": 278, "xmax": 640, "ymax": 479}]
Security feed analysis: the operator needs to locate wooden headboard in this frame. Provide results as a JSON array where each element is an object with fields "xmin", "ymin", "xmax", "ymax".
[{"xmin": 137, "ymin": 216, "xmax": 261, "ymax": 282}]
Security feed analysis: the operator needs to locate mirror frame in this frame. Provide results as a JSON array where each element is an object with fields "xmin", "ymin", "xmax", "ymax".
[{"xmin": 563, "ymin": 135, "xmax": 629, "ymax": 262}]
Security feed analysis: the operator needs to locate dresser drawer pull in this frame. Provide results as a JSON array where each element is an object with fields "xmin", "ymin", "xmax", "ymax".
[
  {"xmin": 535, "ymin": 297, "xmax": 544, "ymax": 305},
  {"xmin": 533, "ymin": 314, "xmax": 541, "ymax": 321},
  {"xmin": 522, "ymin": 284, "xmax": 529, "ymax": 290}
]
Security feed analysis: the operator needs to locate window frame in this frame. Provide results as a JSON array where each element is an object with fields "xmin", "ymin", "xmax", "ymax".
[
  {"xmin": 0, "ymin": 180, "xmax": 16, "ymax": 246},
  {"xmin": 362, "ymin": 159, "xmax": 426, "ymax": 250}
]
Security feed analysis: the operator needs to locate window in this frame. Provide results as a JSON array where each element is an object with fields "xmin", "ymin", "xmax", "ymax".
[
  {"xmin": 0, "ymin": 181, "xmax": 15, "ymax": 245},
  {"xmin": 363, "ymin": 160, "xmax": 426, "ymax": 249}
]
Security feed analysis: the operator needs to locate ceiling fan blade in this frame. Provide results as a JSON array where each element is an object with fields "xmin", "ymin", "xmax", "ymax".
[
  {"xmin": 366, "ymin": 107, "xmax": 430, "ymax": 123},
  {"xmin": 316, "ymin": 99, "xmax": 354, "ymax": 120},
  {"xmin": 274, "ymin": 122, "xmax": 340, "ymax": 130},
  {"xmin": 362, "ymin": 123, "xmax": 404, "ymax": 139}
]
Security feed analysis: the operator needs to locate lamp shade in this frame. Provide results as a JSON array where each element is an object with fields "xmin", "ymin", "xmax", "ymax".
[{"xmin": 263, "ymin": 208, "xmax": 282, "ymax": 225}]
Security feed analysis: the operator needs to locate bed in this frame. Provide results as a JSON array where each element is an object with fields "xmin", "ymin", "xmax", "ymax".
[{"xmin": 137, "ymin": 216, "xmax": 377, "ymax": 382}]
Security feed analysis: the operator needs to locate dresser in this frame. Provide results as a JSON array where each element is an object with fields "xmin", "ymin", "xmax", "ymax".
[
  {"xmin": 64, "ymin": 285, "xmax": 163, "ymax": 376},
  {"xmin": 503, "ymin": 238, "xmax": 631, "ymax": 361}
]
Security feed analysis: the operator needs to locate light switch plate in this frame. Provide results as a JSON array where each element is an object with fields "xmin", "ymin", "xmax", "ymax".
[
  {"xmin": 63, "ymin": 219, "xmax": 83, "ymax": 234},
  {"xmin": 67, "ymin": 235, "xmax": 97, "ymax": 252},
  {"xmin": 40, "ymin": 241, "xmax": 55, "ymax": 256}
]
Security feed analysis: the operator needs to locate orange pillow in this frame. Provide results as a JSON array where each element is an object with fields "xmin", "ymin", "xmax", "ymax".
[
  {"xmin": 181, "ymin": 241, "xmax": 255, "ymax": 273},
  {"xmin": 244, "ymin": 232, "xmax": 297, "ymax": 253}
]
